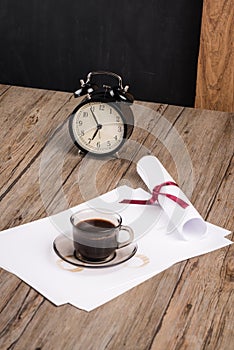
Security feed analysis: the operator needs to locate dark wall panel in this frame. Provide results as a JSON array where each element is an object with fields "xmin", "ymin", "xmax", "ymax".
[{"xmin": 0, "ymin": 0, "xmax": 203, "ymax": 106}]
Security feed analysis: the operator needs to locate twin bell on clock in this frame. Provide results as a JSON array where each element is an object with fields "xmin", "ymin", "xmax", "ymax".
[{"xmin": 69, "ymin": 71, "xmax": 134, "ymax": 156}]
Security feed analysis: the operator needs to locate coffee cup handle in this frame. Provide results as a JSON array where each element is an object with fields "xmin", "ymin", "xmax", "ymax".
[{"xmin": 117, "ymin": 225, "xmax": 134, "ymax": 248}]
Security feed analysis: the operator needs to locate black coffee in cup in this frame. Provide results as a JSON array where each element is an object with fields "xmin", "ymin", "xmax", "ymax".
[
  {"xmin": 71, "ymin": 209, "xmax": 134, "ymax": 264},
  {"xmin": 73, "ymin": 218, "xmax": 117, "ymax": 262}
]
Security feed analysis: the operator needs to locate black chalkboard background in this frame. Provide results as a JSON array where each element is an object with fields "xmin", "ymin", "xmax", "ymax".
[{"xmin": 0, "ymin": 0, "xmax": 203, "ymax": 106}]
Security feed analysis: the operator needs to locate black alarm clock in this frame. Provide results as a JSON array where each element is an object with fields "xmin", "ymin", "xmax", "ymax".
[{"xmin": 69, "ymin": 71, "xmax": 134, "ymax": 156}]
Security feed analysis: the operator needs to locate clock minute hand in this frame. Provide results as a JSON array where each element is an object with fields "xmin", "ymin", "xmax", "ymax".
[{"xmin": 90, "ymin": 108, "xmax": 99, "ymax": 126}]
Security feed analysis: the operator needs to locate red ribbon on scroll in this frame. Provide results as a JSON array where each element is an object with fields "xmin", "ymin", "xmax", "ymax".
[{"xmin": 120, "ymin": 181, "xmax": 189, "ymax": 209}]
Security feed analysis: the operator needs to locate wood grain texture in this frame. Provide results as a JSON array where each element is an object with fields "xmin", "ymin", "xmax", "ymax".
[
  {"xmin": 0, "ymin": 86, "xmax": 233, "ymax": 350},
  {"xmin": 195, "ymin": 0, "xmax": 234, "ymax": 112},
  {"xmin": 151, "ymin": 156, "xmax": 234, "ymax": 350}
]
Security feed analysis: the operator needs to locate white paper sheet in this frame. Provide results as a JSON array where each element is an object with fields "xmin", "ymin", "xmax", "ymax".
[{"xmin": 0, "ymin": 186, "xmax": 232, "ymax": 311}]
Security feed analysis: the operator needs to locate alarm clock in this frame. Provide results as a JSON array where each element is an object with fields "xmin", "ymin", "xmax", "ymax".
[{"xmin": 68, "ymin": 71, "xmax": 134, "ymax": 156}]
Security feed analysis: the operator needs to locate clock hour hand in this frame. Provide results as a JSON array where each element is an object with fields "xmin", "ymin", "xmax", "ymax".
[{"xmin": 88, "ymin": 124, "xmax": 102, "ymax": 143}]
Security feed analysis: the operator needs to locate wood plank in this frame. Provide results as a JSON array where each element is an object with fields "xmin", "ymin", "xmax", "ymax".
[
  {"xmin": 0, "ymin": 86, "xmax": 79, "ymax": 200},
  {"xmin": 0, "ymin": 282, "xmax": 44, "ymax": 350},
  {"xmin": 9, "ymin": 266, "xmax": 186, "ymax": 350},
  {"xmin": 0, "ymin": 84, "xmax": 10, "ymax": 96},
  {"xmin": 195, "ymin": 0, "xmax": 234, "ymax": 112},
  {"xmin": 0, "ymin": 270, "xmax": 22, "ymax": 312},
  {"xmin": 164, "ymin": 109, "xmax": 234, "ymax": 218}
]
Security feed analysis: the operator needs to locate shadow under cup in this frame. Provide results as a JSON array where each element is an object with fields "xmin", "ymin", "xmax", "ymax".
[{"xmin": 70, "ymin": 209, "xmax": 134, "ymax": 263}]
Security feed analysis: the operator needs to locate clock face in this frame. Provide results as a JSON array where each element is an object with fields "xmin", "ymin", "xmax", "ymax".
[{"xmin": 70, "ymin": 101, "xmax": 126, "ymax": 155}]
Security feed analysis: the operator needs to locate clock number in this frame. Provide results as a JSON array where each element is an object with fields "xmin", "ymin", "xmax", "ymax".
[
  {"xmin": 114, "ymin": 135, "xmax": 118, "ymax": 141},
  {"xmin": 118, "ymin": 126, "xmax": 122, "ymax": 132},
  {"xmin": 83, "ymin": 112, "xmax": 88, "ymax": 118},
  {"xmin": 90, "ymin": 106, "xmax": 95, "ymax": 112},
  {"xmin": 116, "ymin": 116, "xmax": 120, "ymax": 122},
  {"xmin": 80, "ymin": 130, "xmax": 85, "ymax": 136},
  {"xmin": 78, "ymin": 120, "xmax": 83, "ymax": 126},
  {"xmin": 96, "ymin": 142, "xmax": 100, "ymax": 149},
  {"xmin": 99, "ymin": 104, "xmax": 105, "ymax": 111},
  {"xmin": 109, "ymin": 108, "xmax": 112, "ymax": 114},
  {"xmin": 107, "ymin": 140, "xmax": 111, "ymax": 148}
]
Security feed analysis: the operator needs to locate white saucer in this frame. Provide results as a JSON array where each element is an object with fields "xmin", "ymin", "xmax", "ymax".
[{"xmin": 53, "ymin": 234, "xmax": 138, "ymax": 268}]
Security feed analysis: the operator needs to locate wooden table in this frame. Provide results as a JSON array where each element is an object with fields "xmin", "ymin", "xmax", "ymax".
[{"xmin": 0, "ymin": 85, "xmax": 233, "ymax": 350}]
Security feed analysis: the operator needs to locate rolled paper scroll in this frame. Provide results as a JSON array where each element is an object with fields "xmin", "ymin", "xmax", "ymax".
[{"xmin": 123, "ymin": 156, "xmax": 207, "ymax": 240}]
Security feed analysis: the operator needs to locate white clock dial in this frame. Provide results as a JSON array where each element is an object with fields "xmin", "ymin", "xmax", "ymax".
[{"xmin": 71, "ymin": 102, "xmax": 125, "ymax": 155}]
